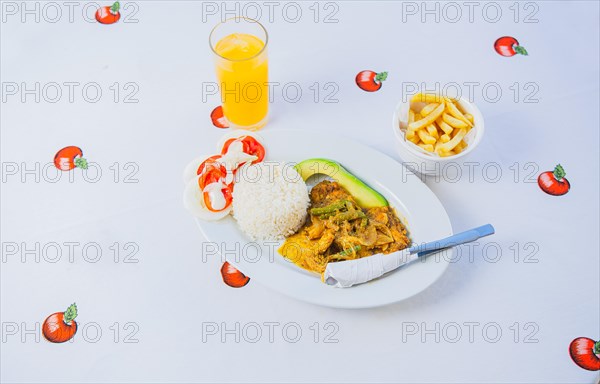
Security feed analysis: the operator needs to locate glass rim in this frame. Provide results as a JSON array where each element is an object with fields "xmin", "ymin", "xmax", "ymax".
[{"xmin": 209, "ymin": 17, "xmax": 269, "ymax": 62}]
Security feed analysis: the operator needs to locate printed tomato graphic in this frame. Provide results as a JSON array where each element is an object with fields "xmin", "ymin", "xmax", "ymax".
[
  {"xmin": 95, "ymin": 1, "xmax": 121, "ymax": 25},
  {"xmin": 210, "ymin": 106, "xmax": 229, "ymax": 128},
  {"xmin": 494, "ymin": 36, "xmax": 528, "ymax": 57},
  {"xmin": 569, "ymin": 337, "xmax": 600, "ymax": 371},
  {"xmin": 538, "ymin": 164, "xmax": 570, "ymax": 196},
  {"xmin": 221, "ymin": 262, "xmax": 250, "ymax": 288},
  {"xmin": 42, "ymin": 303, "xmax": 78, "ymax": 343},
  {"xmin": 53, "ymin": 146, "xmax": 88, "ymax": 171},
  {"xmin": 355, "ymin": 70, "xmax": 388, "ymax": 92}
]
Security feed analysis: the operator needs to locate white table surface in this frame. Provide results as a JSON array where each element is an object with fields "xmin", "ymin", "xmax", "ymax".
[{"xmin": 1, "ymin": 1, "xmax": 599, "ymax": 383}]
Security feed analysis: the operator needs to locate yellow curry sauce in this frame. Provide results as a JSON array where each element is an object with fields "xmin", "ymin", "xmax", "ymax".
[{"xmin": 278, "ymin": 181, "xmax": 410, "ymax": 274}]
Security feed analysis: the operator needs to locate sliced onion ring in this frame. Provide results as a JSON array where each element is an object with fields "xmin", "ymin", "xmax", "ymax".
[{"xmin": 183, "ymin": 156, "xmax": 212, "ymax": 185}]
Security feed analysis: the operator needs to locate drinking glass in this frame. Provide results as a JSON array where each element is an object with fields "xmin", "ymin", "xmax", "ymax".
[{"xmin": 209, "ymin": 17, "xmax": 269, "ymax": 131}]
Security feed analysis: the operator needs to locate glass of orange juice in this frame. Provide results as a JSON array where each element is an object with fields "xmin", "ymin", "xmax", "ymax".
[{"xmin": 209, "ymin": 17, "xmax": 268, "ymax": 131}]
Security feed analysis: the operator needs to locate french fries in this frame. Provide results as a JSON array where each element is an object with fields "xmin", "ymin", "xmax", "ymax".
[
  {"xmin": 436, "ymin": 128, "xmax": 466, "ymax": 153},
  {"xmin": 405, "ymin": 95, "xmax": 474, "ymax": 156},
  {"xmin": 442, "ymin": 113, "xmax": 470, "ymax": 129},
  {"xmin": 407, "ymin": 102, "xmax": 445, "ymax": 132},
  {"xmin": 455, "ymin": 140, "xmax": 468, "ymax": 152},
  {"xmin": 407, "ymin": 135, "xmax": 420, "ymax": 144},
  {"xmin": 444, "ymin": 97, "xmax": 473, "ymax": 127},
  {"xmin": 426, "ymin": 124, "xmax": 439, "ymax": 138},
  {"xmin": 420, "ymin": 103, "xmax": 439, "ymax": 116},
  {"xmin": 411, "ymin": 93, "xmax": 445, "ymax": 104},
  {"xmin": 417, "ymin": 129, "xmax": 436, "ymax": 145},
  {"xmin": 418, "ymin": 143, "xmax": 434, "ymax": 152},
  {"xmin": 438, "ymin": 150, "xmax": 456, "ymax": 157},
  {"xmin": 406, "ymin": 129, "xmax": 418, "ymax": 142},
  {"xmin": 436, "ymin": 118, "xmax": 454, "ymax": 135}
]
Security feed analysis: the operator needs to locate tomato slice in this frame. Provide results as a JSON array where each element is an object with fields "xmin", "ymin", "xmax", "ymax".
[
  {"xmin": 242, "ymin": 136, "xmax": 266, "ymax": 163},
  {"xmin": 197, "ymin": 155, "xmax": 223, "ymax": 176},
  {"xmin": 198, "ymin": 163, "xmax": 233, "ymax": 212},
  {"xmin": 198, "ymin": 164, "xmax": 223, "ymax": 190},
  {"xmin": 203, "ymin": 184, "xmax": 233, "ymax": 212},
  {"xmin": 221, "ymin": 138, "xmax": 245, "ymax": 155},
  {"xmin": 221, "ymin": 136, "xmax": 266, "ymax": 164}
]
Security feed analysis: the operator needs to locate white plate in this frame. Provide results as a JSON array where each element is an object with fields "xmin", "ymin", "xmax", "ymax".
[{"xmin": 195, "ymin": 129, "xmax": 452, "ymax": 309}]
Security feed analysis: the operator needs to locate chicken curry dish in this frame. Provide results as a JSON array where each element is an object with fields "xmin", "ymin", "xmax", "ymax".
[{"xmin": 278, "ymin": 180, "xmax": 410, "ymax": 274}]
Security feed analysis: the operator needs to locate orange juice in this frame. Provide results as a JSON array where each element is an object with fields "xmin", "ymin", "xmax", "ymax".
[{"xmin": 214, "ymin": 33, "xmax": 268, "ymax": 130}]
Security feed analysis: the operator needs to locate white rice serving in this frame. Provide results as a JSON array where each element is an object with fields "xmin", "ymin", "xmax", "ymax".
[{"xmin": 233, "ymin": 162, "xmax": 310, "ymax": 240}]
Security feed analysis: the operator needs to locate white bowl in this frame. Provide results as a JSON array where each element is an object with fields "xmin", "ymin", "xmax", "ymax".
[{"xmin": 391, "ymin": 95, "xmax": 485, "ymax": 176}]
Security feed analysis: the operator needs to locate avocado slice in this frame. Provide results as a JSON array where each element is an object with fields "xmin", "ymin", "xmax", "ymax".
[{"xmin": 295, "ymin": 158, "xmax": 388, "ymax": 208}]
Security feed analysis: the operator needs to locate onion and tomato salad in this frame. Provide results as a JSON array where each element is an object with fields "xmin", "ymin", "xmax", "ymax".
[{"xmin": 184, "ymin": 131, "xmax": 266, "ymax": 221}]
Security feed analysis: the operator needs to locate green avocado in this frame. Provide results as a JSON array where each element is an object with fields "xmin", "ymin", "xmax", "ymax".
[{"xmin": 295, "ymin": 158, "xmax": 389, "ymax": 208}]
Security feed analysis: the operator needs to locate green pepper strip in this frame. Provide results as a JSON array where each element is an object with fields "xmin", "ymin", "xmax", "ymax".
[
  {"xmin": 310, "ymin": 200, "xmax": 348, "ymax": 216},
  {"xmin": 333, "ymin": 210, "xmax": 366, "ymax": 224},
  {"xmin": 338, "ymin": 245, "xmax": 361, "ymax": 257}
]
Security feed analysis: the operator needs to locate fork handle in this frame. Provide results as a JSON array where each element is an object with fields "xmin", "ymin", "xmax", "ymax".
[{"xmin": 409, "ymin": 224, "xmax": 495, "ymax": 257}]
